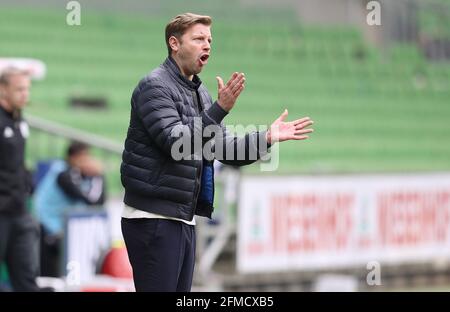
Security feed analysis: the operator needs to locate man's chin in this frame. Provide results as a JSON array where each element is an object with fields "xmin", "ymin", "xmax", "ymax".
[
  {"xmin": 185, "ymin": 64, "xmax": 203, "ymax": 77},
  {"xmin": 11, "ymin": 105, "xmax": 25, "ymax": 111},
  {"xmin": 191, "ymin": 68, "xmax": 202, "ymax": 76}
]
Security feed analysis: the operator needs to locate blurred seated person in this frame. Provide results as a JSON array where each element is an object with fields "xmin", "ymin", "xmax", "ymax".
[{"xmin": 34, "ymin": 141, "xmax": 106, "ymax": 277}]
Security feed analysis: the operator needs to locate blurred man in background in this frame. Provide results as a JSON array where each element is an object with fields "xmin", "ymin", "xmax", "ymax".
[
  {"xmin": 120, "ymin": 13, "xmax": 314, "ymax": 292},
  {"xmin": 34, "ymin": 141, "xmax": 106, "ymax": 277},
  {"xmin": 0, "ymin": 67, "xmax": 43, "ymax": 291}
]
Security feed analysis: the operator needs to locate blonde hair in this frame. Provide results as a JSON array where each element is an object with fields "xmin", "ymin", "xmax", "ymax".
[
  {"xmin": 0, "ymin": 67, "xmax": 29, "ymax": 85},
  {"xmin": 165, "ymin": 13, "xmax": 212, "ymax": 55}
]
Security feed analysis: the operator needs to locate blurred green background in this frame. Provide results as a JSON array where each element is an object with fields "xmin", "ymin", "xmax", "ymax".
[
  {"xmin": 1, "ymin": 0, "xmax": 449, "ymax": 195},
  {"xmin": 1, "ymin": 0, "xmax": 450, "ymax": 292}
]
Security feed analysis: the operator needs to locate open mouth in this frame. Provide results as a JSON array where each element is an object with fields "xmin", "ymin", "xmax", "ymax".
[{"xmin": 199, "ymin": 54, "xmax": 209, "ymax": 66}]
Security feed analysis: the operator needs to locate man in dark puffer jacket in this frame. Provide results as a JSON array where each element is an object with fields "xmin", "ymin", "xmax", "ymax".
[{"xmin": 120, "ymin": 13, "xmax": 315, "ymax": 292}]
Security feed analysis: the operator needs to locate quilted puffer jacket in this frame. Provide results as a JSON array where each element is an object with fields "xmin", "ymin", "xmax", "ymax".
[{"xmin": 120, "ymin": 56, "xmax": 270, "ymax": 221}]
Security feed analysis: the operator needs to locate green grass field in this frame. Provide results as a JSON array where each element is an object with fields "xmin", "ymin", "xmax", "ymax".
[{"xmin": 1, "ymin": 6, "xmax": 450, "ymax": 190}]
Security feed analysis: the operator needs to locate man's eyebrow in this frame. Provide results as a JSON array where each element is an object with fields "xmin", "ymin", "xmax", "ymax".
[{"xmin": 192, "ymin": 33, "xmax": 211, "ymax": 37}]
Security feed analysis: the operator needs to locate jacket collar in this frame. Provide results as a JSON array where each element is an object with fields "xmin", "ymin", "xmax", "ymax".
[
  {"xmin": 163, "ymin": 56, "xmax": 202, "ymax": 91},
  {"xmin": 0, "ymin": 102, "xmax": 18, "ymax": 120}
]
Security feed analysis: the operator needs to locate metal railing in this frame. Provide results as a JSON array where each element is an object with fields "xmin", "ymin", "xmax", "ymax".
[
  {"xmin": 26, "ymin": 114, "xmax": 124, "ymax": 195},
  {"xmin": 26, "ymin": 114, "xmax": 122, "ymax": 155}
]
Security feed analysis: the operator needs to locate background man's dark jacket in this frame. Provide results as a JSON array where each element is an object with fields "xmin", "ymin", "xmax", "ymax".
[
  {"xmin": 0, "ymin": 106, "xmax": 31, "ymax": 215},
  {"xmin": 121, "ymin": 57, "xmax": 269, "ymax": 221}
]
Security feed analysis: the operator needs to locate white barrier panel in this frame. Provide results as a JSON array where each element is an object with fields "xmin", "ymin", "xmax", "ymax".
[
  {"xmin": 237, "ymin": 174, "xmax": 450, "ymax": 273},
  {"xmin": 64, "ymin": 209, "xmax": 110, "ymax": 283}
]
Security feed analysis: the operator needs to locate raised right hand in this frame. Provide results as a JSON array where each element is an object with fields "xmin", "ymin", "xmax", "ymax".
[{"xmin": 216, "ymin": 72, "xmax": 245, "ymax": 112}]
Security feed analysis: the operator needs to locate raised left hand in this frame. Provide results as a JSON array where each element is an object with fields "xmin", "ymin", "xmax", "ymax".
[{"xmin": 266, "ymin": 109, "xmax": 314, "ymax": 145}]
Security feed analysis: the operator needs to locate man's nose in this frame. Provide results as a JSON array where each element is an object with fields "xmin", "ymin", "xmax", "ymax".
[{"xmin": 203, "ymin": 41, "xmax": 210, "ymax": 51}]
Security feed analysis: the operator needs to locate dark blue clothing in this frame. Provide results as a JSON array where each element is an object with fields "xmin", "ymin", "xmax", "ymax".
[{"xmin": 121, "ymin": 218, "xmax": 195, "ymax": 292}]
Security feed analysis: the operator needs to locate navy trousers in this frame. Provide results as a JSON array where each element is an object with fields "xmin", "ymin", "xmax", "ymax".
[{"xmin": 121, "ymin": 218, "xmax": 196, "ymax": 292}]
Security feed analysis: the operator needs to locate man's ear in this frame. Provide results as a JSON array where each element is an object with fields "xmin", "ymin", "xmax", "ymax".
[{"xmin": 169, "ymin": 36, "xmax": 180, "ymax": 52}]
